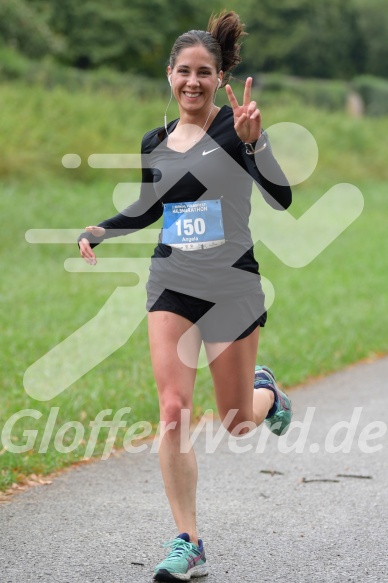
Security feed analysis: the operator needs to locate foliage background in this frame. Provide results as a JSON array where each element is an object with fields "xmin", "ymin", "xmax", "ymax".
[{"xmin": 1, "ymin": 0, "xmax": 388, "ymax": 79}]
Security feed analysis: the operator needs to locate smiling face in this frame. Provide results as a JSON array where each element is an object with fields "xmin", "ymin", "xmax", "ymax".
[{"xmin": 168, "ymin": 45, "xmax": 222, "ymax": 117}]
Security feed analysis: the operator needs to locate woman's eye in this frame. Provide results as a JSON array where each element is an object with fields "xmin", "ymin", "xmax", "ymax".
[{"xmin": 176, "ymin": 70, "xmax": 211, "ymax": 75}]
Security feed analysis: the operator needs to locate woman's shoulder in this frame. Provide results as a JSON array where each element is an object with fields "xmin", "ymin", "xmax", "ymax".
[
  {"xmin": 211, "ymin": 105, "xmax": 239, "ymax": 146},
  {"xmin": 141, "ymin": 119, "xmax": 179, "ymax": 153},
  {"xmin": 141, "ymin": 127, "xmax": 163, "ymax": 153},
  {"xmin": 217, "ymin": 104, "xmax": 233, "ymax": 120},
  {"xmin": 213, "ymin": 105, "xmax": 235, "ymax": 134}
]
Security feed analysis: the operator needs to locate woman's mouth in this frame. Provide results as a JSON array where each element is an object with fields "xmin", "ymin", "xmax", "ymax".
[{"xmin": 183, "ymin": 92, "xmax": 202, "ymax": 98}]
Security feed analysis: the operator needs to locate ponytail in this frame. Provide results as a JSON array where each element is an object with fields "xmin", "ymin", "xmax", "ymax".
[{"xmin": 207, "ymin": 11, "xmax": 247, "ymax": 85}]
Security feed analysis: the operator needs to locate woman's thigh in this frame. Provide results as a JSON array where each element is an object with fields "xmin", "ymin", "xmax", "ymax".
[{"xmin": 147, "ymin": 311, "xmax": 202, "ymax": 415}]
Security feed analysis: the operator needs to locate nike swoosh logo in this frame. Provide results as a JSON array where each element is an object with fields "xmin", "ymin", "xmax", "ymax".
[{"xmin": 202, "ymin": 147, "xmax": 220, "ymax": 156}]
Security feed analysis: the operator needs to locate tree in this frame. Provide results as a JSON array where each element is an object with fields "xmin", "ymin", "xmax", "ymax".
[
  {"xmin": 0, "ymin": 0, "xmax": 62, "ymax": 58},
  {"xmin": 353, "ymin": 0, "xmax": 388, "ymax": 78},
  {"xmin": 288, "ymin": 0, "xmax": 364, "ymax": 79},
  {"xmin": 26, "ymin": 0, "xmax": 226, "ymax": 75},
  {"xmin": 235, "ymin": 0, "xmax": 312, "ymax": 74},
  {"xmin": 235, "ymin": 0, "xmax": 364, "ymax": 79},
  {"xmin": 2, "ymin": 0, "xmax": 388, "ymax": 80}
]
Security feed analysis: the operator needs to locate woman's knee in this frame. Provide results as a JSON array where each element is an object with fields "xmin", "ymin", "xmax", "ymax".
[{"xmin": 159, "ymin": 393, "xmax": 192, "ymax": 427}]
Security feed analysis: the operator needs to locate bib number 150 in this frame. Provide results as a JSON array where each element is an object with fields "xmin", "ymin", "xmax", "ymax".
[{"xmin": 176, "ymin": 218, "xmax": 206, "ymax": 237}]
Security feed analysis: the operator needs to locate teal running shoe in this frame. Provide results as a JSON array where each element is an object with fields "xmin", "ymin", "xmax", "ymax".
[
  {"xmin": 254, "ymin": 365, "xmax": 292, "ymax": 436},
  {"xmin": 153, "ymin": 532, "xmax": 208, "ymax": 581}
]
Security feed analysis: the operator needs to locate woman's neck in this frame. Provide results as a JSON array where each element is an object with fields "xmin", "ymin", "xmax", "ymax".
[
  {"xmin": 167, "ymin": 105, "xmax": 220, "ymax": 152},
  {"xmin": 177, "ymin": 105, "xmax": 220, "ymax": 128}
]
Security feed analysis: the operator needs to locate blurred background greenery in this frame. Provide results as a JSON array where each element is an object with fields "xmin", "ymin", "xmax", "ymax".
[
  {"xmin": 1, "ymin": 0, "xmax": 387, "ymax": 77},
  {"xmin": 1, "ymin": 0, "xmax": 387, "ymax": 492},
  {"xmin": 1, "ymin": 0, "xmax": 388, "ymax": 114}
]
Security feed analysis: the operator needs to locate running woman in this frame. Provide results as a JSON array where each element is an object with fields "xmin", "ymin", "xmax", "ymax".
[{"xmin": 78, "ymin": 10, "xmax": 292, "ymax": 582}]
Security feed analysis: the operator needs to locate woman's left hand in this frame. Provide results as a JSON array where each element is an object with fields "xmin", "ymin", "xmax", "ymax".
[{"xmin": 225, "ymin": 77, "xmax": 262, "ymax": 144}]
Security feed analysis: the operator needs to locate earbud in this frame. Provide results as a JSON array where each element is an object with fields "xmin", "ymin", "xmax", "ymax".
[
  {"xmin": 217, "ymin": 78, "xmax": 221, "ymax": 89},
  {"xmin": 168, "ymin": 75, "xmax": 172, "ymax": 86}
]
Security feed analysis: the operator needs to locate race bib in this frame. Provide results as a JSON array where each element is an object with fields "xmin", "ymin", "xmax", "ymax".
[{"xmin": 162, "ymin": 199, "xmax": 225, "ymax": 251}]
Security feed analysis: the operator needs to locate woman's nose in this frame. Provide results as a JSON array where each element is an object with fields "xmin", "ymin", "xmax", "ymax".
[{"xmin": 186, "ymin": 74, "xmax": 200, "ymax": 86}]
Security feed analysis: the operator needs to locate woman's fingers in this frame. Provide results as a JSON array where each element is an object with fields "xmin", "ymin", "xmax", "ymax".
[
  {"xmin": 249, "ymin": 109, "xmax": 261, "ymax": 123},
  {"xmin": 226, "ymin": 78, "xmax": 262, "ymax": 141},
  {"xmin": 225, "ymin": 84, "xmax": 239, "ymax": 110},
  {"xmin": 234, "ymin": 113, "xmax": 250, "ymax": 141},
  {"xmin": 226, "ymin": 78, "xmax": 255, "ymax": 114},
  {"xmin": 78, "ymin": 227, "xmax": 104, "ymax": 265},
  {"xmin": 234, "ymin": 104, "xmax": 262, "ymax": 143},
  {"xmin": 79, "ymin": 238, "xmax": 97, "ymax": 265},
  {"xmin": 246, "ymin": 100, "xmax": 257, "ymax": 117},
  {"xmin": 243, "ymin": 77, "xmax": 252, "ymax": 107}
]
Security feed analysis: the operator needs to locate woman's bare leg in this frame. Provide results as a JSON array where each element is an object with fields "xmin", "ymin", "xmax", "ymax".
[
  {"xmin": 205, "ymin": 328, "xmax": 274, "ymax": 434},
  {"xmin": 148, "ymin": 311, "xmax": 202, "ymax": 545}
]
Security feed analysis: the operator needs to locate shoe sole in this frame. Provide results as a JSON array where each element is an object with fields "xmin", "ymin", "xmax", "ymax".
[{"xmin": 154, "ymin": 565, "xmax": 208, "ymax": 581}]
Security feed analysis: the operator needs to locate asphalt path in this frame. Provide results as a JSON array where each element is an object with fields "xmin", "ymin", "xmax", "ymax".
[{"xmin": 1, "ymin": 357, "xmax": 387, "ymax": 583}]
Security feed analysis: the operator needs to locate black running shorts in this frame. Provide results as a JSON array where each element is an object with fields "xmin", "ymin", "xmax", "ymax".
[{"xmin": 146, "ymin": 286, "xmax": 267, "ymax": 343}]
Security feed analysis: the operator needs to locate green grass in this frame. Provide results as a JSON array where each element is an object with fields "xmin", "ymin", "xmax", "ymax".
[{"xmin": 1, "ymin": 81, "xmax": 388, "ymax": 491}]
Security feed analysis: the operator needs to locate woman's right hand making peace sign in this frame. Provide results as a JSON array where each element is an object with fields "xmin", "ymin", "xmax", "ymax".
[{"xmin": 225, "ymin": 77, "xmax": 262, "ymax": 144}]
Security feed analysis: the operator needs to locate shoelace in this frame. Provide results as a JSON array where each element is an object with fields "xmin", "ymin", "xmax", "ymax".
[
  {"xmin": 163, "ymin": 538, "xmax": 195, "ymax": 559},
  {"xmin": 254, "ymin": 373, "xmax": 275, "ymax": 390}
]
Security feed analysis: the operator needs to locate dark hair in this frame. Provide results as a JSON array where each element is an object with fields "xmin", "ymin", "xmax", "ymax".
[{"xmin": 168, "ymin": 10, "xmax": 247, "ymax": 86}]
